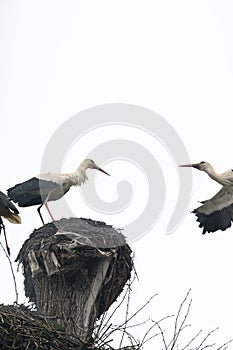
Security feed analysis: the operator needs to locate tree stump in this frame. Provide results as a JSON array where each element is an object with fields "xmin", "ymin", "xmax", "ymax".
[{"xmin": 16, "ymin": 218, "xmax": 132, "ymax": 344}]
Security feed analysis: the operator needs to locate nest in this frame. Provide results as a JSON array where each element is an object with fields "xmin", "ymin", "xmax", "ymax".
[
  {"xmin": 0, "ymin": 304, "xmax": 90, "ymax": 350},
  {"xmin": 2, "ymin": 219, "xmax": 135, "ymax": 349},
  {"xmin": 16, "ymin": 217, "xmax": 132, "ymax": 319}
]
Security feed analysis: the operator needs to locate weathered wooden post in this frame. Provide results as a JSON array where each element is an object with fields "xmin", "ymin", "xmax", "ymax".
[{"xmin": 16, "ymin": 218, "xmax": 132, "ymax": 344}]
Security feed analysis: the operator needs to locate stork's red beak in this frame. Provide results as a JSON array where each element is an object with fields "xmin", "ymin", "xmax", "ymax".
[
  {"xmin": 179, "ymin": 163, "xmax": 200, "ymax": 170},
  {"xmin": 97, "ymin": 167, "xmax": 110, "ymax": 176}
]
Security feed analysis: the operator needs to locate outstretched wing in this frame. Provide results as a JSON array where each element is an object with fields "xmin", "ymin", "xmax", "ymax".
[{"xmin": 193, "ymin": 186, "xmax": 233, "ymax": 234}]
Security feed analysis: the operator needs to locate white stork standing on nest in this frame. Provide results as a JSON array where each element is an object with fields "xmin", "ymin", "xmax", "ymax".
[
  {"xmin": 0, "ymin": 191, "xmax": 21, "ymax": 255},
  {"xmin": 8, "ymin": 159, "xmax": 110, "ymax": 225},
  {"xmin": 180, "ymin": 161, "xmax": 233, "ymax": 234}
]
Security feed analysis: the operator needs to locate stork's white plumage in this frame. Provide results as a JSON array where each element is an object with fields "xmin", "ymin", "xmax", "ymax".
[
  {"xmin": 8, "ymin": 159, "xmax": 110, "ymax": 225},
  {"xmin": 0, "ymin": 191, "xmax": 21, "ymax": 255},
  {"xmin": 180, "ymin": 161, "xmax": 233, "ymax": 234}
]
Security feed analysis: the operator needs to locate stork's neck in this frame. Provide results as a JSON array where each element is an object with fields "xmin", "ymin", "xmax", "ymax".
[
  {"xmin": 69, "ymin": 168, "xmax": 88, "ymax": 186},
  {"xmin": 204, "ymin": 167, "xmax": 223, "ymax": 185}
]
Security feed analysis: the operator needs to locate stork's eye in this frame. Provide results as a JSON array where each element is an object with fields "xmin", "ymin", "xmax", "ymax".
[{"xmin": 200, "ymin": 161, "xmax": 205, "ymax": 164}]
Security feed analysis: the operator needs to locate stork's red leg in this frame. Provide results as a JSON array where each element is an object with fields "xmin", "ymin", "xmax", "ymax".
[
  {"xmin": 44, "ymin": 203, "xmax": 55, "ymax": 221},
  {"xmin": 44, "ymin": 191, "xmax": 55, "ymax": 222},
  {"xmin": 37, "ymin": 191, "xmax": 55, "ymax": 224}
]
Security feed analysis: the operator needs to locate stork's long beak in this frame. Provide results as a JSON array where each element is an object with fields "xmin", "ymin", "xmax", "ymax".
[
  {"xmin": 97, "ymin": 166, "xmax": 110, "ymax": 176},
  {"xmin": 179, "ymin": 163, "xmax": 200, "ymax": 170}
]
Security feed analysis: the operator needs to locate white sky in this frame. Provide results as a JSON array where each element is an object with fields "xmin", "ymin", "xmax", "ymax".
[{"xmin": 1, "ymin": 1, "xmax": 233, "ymax": 348}]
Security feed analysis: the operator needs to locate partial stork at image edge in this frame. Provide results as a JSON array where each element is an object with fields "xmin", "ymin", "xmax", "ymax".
[{"xmin": 180, "ymin": 161, "xmax": 233, "ymax": 234}]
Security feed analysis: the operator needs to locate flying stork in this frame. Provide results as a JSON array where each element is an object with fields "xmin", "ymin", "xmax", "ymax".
[
  {"xmin": 0, "ymin": 191, "xmax": 21, "ymax": 255},
  {"xmin": 180, "ymin": 161, "xmax": 233, "ymax": 234},
  {"xmin": 8, "ymin": 159, "xmax": 110, "ymax": 225}
]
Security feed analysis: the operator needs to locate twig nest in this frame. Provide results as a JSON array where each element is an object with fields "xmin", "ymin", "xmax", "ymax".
[
  {"xmin": 16, "ymin": 218, "xmax": 133, "ymax": 340},
  {"xmin": 0, "ymin": 304, "xmax": 86, "ymax": 349}
]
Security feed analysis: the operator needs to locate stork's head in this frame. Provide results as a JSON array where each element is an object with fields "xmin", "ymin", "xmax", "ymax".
[
  {"xmin": 179, "ymin": 161, "xmax": 212, "ymax": 171},
  {"xmin": 79, "ymin": 159, "xmax": 110, "ymax": 176}
]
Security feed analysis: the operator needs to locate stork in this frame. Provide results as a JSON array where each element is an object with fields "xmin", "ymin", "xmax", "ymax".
[
  {"xmin": 0, "ymin": 191, "xmax": 21, "ymax": 255},
  {"xmin": 8, "ymin": 159, "xmax": 110, "ymax": 225},
  {"xmin": 180, "ymin": 161, "xmax": 233, "ymax": 234}
]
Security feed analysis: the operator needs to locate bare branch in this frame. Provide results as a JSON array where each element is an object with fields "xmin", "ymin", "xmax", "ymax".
[
  {"xmin": 140, "ymin": 315, "xmax": 174, "ymax": 348},
  {"xmin": 141, "ymin": 330, "xmax": 165, "ymax": 347},
  {"xmin": 119, "ymin": 280, "xmax": 132, "ymax": 349},
  {"xmin": 216, "ymin": 338, "xmax": 233, "ymax": 350},
  {"xmin": 121, "ymin": 293, "xmax": 158, "ymax": 328},
  {"xmin": 125, "ymin": 318, "xmax": 151, "ymax": 329},
  {"xmin": 196, "ymin": 328, "xmax": 218, "ymax": 350},
  {"xmin": 170, "ymin": 289, "xmax": 192, "ymax": 350},
  {"xmin": 98, "ymin": 274, "xmax": 136, "ymax": 337},
  {"xmin": 181, "ymin": 329, "xmax": 203, "ymax": 350},
  {"xmin": 0, "ymin": 241, "xmax": 18, "ymax": 303}
]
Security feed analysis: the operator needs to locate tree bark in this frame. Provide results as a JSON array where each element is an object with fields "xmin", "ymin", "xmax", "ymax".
[{"xmin": 33, "ymin": 258, "xmax": 112, "ymax": 340}]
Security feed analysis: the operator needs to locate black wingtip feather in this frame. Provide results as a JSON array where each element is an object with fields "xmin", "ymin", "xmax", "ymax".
[
  {"xmin": 7, "ymin": 177, "xmax": 59, "ymax": 207},
  {"xmin": 193, "ymin": 205, "xmax": 233, "ymax": 234}
]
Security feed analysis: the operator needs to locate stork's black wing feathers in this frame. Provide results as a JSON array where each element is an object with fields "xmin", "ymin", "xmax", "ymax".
[
  {"xmin": 193, "ymin": 187, "xmax": 233, "ymax": 234},
  {"xmin": 7, "ymin": 177, "xmax": 59, "ymax": 207},
  {"xmin": 193, "ymin": 206, "xmax": 233, "ymax": 234},
  {"xmin": 0, "ymin": 191, "xmax": 19, "ymax": 214}
]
